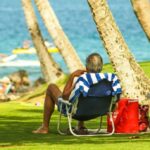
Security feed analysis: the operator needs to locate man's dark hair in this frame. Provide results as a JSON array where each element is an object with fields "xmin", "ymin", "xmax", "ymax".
[{"xmin": 86, "ymin": 53, "xmax": 103, "ymax": 73}]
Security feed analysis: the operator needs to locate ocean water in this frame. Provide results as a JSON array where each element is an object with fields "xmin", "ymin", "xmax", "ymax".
[{"xmin": 0, "ymin": 0, "xmax": 150, "ymax": 81}]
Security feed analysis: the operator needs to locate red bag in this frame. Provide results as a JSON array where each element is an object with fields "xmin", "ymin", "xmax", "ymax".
[
  {"xmin": 107, "ymin": 98, "xmax": 139, "ymax": 133},
  {"xmin": 139, "ymin": 105, "xmax": 149, "ymax": 132}
]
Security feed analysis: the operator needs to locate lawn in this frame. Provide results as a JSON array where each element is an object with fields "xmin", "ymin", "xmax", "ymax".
[
  {"xmin": 0, "ymin": 62, "xmax": 150, "ymax": 150},
  {"xmin": 0, "ymin": 101, "xmax": 150, "ymax": 150}
]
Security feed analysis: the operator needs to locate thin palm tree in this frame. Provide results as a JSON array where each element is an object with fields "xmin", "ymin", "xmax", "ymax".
[
  {"xmin": 22, "ymin": 0, "xmax": 64, "ymax": 82},
  {"xmin": 88, "ymin": 0, "xmax": 150, "ymax": 101},
  {"xmin": 131, "ymin": 0, "xmax": 150, "ymax": 40},
  {"xmin": 34, "ymin": 0, "xmax": 85, "ymax": 73}
]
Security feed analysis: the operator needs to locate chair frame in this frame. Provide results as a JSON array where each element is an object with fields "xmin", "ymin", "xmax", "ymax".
[{"xmin": 57, "ymin": 97, "xmax": 115, "ymax": 137}]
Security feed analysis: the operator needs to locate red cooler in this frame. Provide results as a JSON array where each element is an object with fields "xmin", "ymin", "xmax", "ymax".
[{"xmin": 107, "ymin": 98, "xmax": 139, "ymax": 133}]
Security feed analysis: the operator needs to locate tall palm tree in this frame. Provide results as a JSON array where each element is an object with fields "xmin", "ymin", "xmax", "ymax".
[
  {"xmin": 88, "ymin": 0, "xmax": 150, "ymax": 101},
  {"xmin": 131, "ymin": 0, "xmax": 150, "ymax": 40},
  {"xmin": 22, "ymin": 0, "xmax": 64, "ymax": 83},
  {"xmin": 34, "ymin": 0, "xmax": 85, "ymax": 73}
]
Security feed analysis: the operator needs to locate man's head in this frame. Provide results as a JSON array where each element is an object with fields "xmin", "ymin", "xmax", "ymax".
[{"xmin": 86, "ymin": 53, "xmax": 103, "ymax": 73}]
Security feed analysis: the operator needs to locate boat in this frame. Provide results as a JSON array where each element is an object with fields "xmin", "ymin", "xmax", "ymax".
[
  {"xmin": 12, "ymin": 47, "xmax": 59, "ymax": 54},
  {"xmin": 0, "ymin": 54, "xmax": 17, "ymax": 62},
  {"xmin": 0, "ymin": 60, "xmax": 40, "ymax": 67}
]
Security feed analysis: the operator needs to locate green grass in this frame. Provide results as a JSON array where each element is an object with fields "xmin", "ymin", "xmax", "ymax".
[
  {"xmin": 0, "ymin": 62, "xmax": 150, "ymax": 150},
  {"xmin": 0, "ymin": 101, "xmax": 150, "ymax": 150},
  {"xmin": 102, "ymin": 61, "xmax": 150, "ymax": 78}
]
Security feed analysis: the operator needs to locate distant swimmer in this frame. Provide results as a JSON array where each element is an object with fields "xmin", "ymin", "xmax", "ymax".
[
  {"xmin": 0, "ymin": 53, "xmax": 7, "ymax": 58},
  {"xmin": 22, "ymin": 40, "xmax": 31, "ymax": 49}
]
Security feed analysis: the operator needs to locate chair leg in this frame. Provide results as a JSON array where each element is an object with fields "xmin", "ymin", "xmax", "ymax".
[
  {"xmin": 95, "ymin": 113, "xmax": 115, "ymax": 136},
  {"xmin": 102, "ymin": 112, "xmax": 115, "ymax": 136},
  {"xmin": 67, "ymin": 114, "xmax": 80, "ymax": 136},
  {"xmin": 57, "ymin": 103, "xmax": 67, "ymax": 135},
  {"xmin": 65, "ymin": 106, "xmax": 81, "ymax": 137},
  {"xmin": 96, "ymin": 116, "xmax": 103, "ymax": 133},
  {"xmin": 96, "ymin": 112, "xmax": 114, "ymax": 136}
]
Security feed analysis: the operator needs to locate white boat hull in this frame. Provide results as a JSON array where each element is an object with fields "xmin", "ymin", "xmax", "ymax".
[{"xmin": 0, "ymin": 60, "xmax": 40, "ymax": 67}]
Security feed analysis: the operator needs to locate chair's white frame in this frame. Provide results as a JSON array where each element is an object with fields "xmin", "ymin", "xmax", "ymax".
[{"xmin": 57, "ymin": 97, "xmax": 115, "ymax": 137}]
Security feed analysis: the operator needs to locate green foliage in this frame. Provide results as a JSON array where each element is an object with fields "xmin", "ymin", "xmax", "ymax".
[
  {"xmin": 18, "ymin": 83, "xmax": 48, "ymax": 101},
  {"xmin": 17, "ymin": 75, "xmax": 68, "ymax": 102}
]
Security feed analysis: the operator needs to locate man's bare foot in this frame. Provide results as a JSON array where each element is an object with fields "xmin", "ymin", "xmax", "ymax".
[{"xmin": 32, "ymin": 126, "xmax": 49, "ymax": 134}]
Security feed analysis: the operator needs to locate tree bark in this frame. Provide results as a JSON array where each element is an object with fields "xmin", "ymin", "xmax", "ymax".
[
  {"xmin": 131, "ymin": 0, "xmax": 150, "ymax": 41},
  {"xmin": 22, "ymin": 0, "xmax": 64, "ymax": 83},
  {"xmin": 88, "ymin": 0, "xmax": 150, "ymax": 102},
  {"xmin": 34, "ymin": 0, "xmax": 85, "ymax": 73}
]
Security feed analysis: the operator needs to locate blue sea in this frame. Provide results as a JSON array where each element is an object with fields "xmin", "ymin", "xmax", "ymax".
[{"xmin": 0, "ymin": 0, "xmax": 150, "ymax": 81}]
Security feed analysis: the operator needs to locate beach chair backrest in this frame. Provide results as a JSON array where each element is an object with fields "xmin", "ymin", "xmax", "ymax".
[{"xmin": 72, "ymin": 80, "xmax": 114, "ymax": 121}]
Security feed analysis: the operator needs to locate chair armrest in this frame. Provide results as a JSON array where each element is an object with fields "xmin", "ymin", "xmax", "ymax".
[{"xmin": 58, "ymin": 97, "xmax": 72, "ymax": 106}]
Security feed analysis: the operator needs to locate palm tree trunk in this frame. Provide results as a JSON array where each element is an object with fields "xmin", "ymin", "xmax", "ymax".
[
  {"xmin": 34, "ymin": 0, "xmax": 85, "ymax": 73},
  {"xmin": 131, "ymin": 0, "xmax": 150, "ymax": 40},
  {"xmin": 88, "ymin": 0, "xmax": 150, "ymax": 102},
  {"xmin": 22, "ymin": 0, "xmax": 64, "ymax": 83}
]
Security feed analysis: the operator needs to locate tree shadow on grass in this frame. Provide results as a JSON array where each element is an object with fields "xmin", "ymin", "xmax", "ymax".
[
  {"xmin": 17, "ymin": 108, "xmax": 43, "ymax": 113},
  {"xmin": 0, "ymin": 113, "xmax": 150, "ymax": 147}
]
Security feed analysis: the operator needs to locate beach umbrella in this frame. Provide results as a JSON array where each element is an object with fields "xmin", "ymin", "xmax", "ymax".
[{"xmin": 88, "ymin": 0, "xmax": 150, "ymax": 102}]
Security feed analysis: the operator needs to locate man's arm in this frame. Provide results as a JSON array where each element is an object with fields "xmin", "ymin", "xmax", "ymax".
[{"xmin": 62, "ymin": 70, "xmax": 86, "ymax": 100}]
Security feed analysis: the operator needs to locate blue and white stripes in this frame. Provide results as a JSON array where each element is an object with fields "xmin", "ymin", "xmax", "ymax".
[{"xmin": 69, "ymin": 73, "xmax": 122, "ymax": 103}]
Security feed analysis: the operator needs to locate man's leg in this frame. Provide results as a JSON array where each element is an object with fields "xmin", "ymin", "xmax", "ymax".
[{"xmin": 32, "ymin": 84, "xmax": 62, "ymax": 134}]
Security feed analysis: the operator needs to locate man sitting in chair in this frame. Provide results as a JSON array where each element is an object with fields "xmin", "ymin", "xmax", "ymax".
[{"xmin": 33, "ymin": 53, "xmax": 103, "ymax": 134}]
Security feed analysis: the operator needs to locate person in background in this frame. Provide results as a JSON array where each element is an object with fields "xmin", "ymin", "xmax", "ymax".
[
  {"xmin": 22, "ymin": 40, "xmax": 31, "ymax": 49},
  {"xmin": 0, "ymin": 77, "xmax": 12, "ymax": 95}
]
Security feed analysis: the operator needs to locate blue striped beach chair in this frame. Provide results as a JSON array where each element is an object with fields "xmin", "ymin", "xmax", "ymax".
[{"xmin": 57, "ymin": 73, "xmax": 122, "ymax": 136}]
